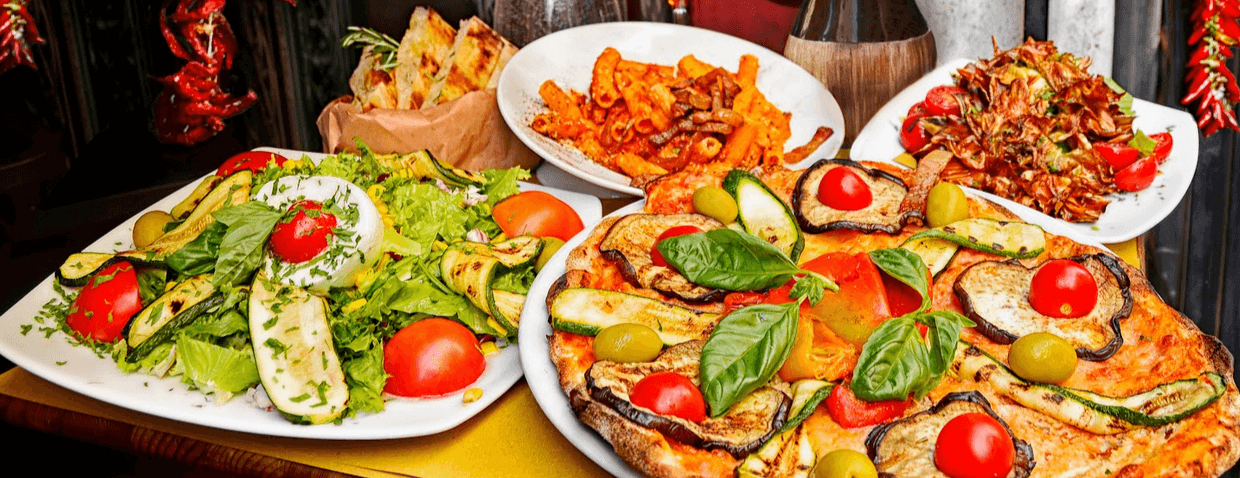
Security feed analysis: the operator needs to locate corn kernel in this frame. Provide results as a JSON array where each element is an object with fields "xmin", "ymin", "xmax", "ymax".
[
  {"xmin": 463, "ymin": 388, "xmax": 483, "ymax": 404},
  {"xmin": 341, "ymin": 298, "xmax": 368, "ymax": 314},
  {"xmin": 432, "ymin": 240, "xmax": 447, "ymax": 251},
  {"xmin": 480, "ymin": 342, "xmax": 499, "ymax": 355},
  {"xmin": 375, "ymin": 202, "xmax": 389, "ymax": 215},
  {"xmin": 382, "ymin": 216, "xmax": 396, "ymax": 227},
  {"xmin": 367, "ymin": 184, "xmax": 386, "ymax": 197}
]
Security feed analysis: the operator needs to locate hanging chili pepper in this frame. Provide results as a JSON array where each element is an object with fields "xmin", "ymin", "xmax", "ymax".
[
  {"xmin": 152, "ymin": 0, "xmax": 296, "ymax": 145},
  {"xmin": 0, "ymin": 0, "xmax": 45, "ymax": 74},
  {"xmin": 1183, "ymin": 0, "xmax": 1240, "ymax": 137}
]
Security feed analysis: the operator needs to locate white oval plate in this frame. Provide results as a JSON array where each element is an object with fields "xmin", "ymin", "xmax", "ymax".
[
  {"xmin": 519, "ymin": 192, "xmax": 1109, "ymax": 477},
  {"xmin": 850, "ymin": 58, "xmax": 1199, "ymax": 244},
  {"xmin": 0, "ymin": 147, "xmax": 602, "ymax": 440},
  {"xmin": 497, "ymin": 21, "xmax": 846, "ymax": 197}
]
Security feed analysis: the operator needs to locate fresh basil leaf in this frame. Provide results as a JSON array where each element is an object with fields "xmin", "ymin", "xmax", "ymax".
[
  {"xmin": 868, "ymin": 248, "xmax": 930, "ymax": 313},
  {"xmin": 700, "ymin": 302, "xmax": 799, "ymax": 418},
  {"xmin": 851, "ymin": 317, "xmax": 931, "ymax": 401},
  {"xmin": 788, "ymin": 273, "xmax": 833, "ymax": 305},
  {"xmin": 166, "ymin": 221, "xmax": 228, "ymax": 276},
  {"xmin": 1128, "ymin": 129, "xmax": 1157, "ymax": 156},
  {"xmin": 211, "ymin": 202, "xmax": 283, "ymax": 289},
  {"xmin": 919, "ymin": 310, "xmax": 975, "ymax": 376},
  {"xmin": 658, "ymin": 229, "xmax": 803, "ymax": 291}
]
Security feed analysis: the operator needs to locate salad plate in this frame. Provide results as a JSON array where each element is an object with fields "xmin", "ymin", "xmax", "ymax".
[
  {"xmin": 0, "ymin": 147, "xmax": 602, "ymax": 440},
  {"xmin": 850, "ymin": 58, "xmax": 1199, "ymax": 244},
  {"xmin": 517, "ymin": 192, "xmax": 1110, "ymax": 478},
  {"xmin": 496, "ymin": 21, "xmax": 846, "ymax": 197}
]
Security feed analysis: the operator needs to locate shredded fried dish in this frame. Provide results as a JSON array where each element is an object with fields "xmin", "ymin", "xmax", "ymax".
[{"xmin": 917, "ymin": 39, "xmax": 1135, "ymax": 222}]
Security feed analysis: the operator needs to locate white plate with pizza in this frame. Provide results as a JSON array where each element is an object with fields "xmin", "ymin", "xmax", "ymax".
[
  {"xmin": 0, "ymin": 147, "xmax": 602, "ymax": 440},
  {"xmin": 497, "ymin": 21, "xmax": 846, "ymax": 197}
]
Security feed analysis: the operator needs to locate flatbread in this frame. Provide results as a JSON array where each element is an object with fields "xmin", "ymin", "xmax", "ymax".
[
  {"xmin": 394, "ymin": 6, "xmax": 456, "ymax": 109},
  {"xmin": 423, "ymin": 17, "xmax": 509, "ymax": 108}
]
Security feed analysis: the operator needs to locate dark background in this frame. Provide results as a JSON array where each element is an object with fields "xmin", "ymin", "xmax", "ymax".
[{"xmin": 0, "ymin": 0, "xmax": 1236, "ymax": 476}]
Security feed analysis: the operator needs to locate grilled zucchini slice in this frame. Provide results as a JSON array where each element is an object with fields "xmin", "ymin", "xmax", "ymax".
[
  {"xmin": 549, "ymin": 287, "xmax": 718, "ymax": 345},
  {"xmin": 125, "ymin": 274, "xmax": 223, "ymax": 361},
  {"xmin": 372, "ymin": 149, "xmax": 485, "ymax": 187},
  {"xmin": 145, "ymin": 170, "xmax": 251, "ymax": 256},
  {"xmin": 723, "ymin": 169, "xmax": 804, "ymax": 262},
  {"xmin": 905, "ymin": 217, "xmax": 1045, "ymax": 259}
]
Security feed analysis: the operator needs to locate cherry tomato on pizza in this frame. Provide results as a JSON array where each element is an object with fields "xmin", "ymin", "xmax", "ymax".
[
  {"xmin": 269, "ymin": 200, "xmax": 338, "ymax": 263},
  {"xmin": 217, "ymin": 151, "xmax": 289, "ymax": 176},
  {"xmin": 383, "ymin": 318, "xmax": 486, "ymax": 398},
  {"xmin": 65, "ymin": 261, "xmax": 143, "ymax": 342},
  {"xmin": 1028, "ymin": 259, "xmax": 1098, "ymax": 318},
  {"xmin": 651, "ymin": 225, "xmax": 704, "ymax": 268},
  {"xmin": 818, "ymin": 167, "xmax": 873, "ymax": 211},
  {"xmin": 934, "ymin": 412, "xmax": 1016, "ymax": 478},
  {"xmin": 629, "ymin": 371, "xmax": 708, "ymax": 422},
  {"xmin": 492, "ymin": 190, "xmax": 584, "ymax": 242}
]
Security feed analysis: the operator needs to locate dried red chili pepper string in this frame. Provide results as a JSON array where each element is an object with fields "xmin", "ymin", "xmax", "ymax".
[
  {"xmin": 153, "ymin": 0, "xmax": 296, "ymax": 145},
  {"xmin": 0, "ymin": 0, "xmax": 44, "ymax": 74},
  {"xmin": 1183, "ymin": 0, "xmax": 1240, "ymax": 137}
]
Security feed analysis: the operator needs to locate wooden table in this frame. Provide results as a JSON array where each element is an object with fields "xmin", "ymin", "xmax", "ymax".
[{"xmin": 0, "ymin": 182, "xmax": 1150, "ymax": 478}]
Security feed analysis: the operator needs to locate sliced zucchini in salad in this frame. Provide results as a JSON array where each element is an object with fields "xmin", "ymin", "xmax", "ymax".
[
  {"xmin": 904, "ymin": 217, "xmax": 1045, "ymax": 259},
  {"xmin": 125, "ymin": 274, "xmax": 223, "ymax": 361},
  {"xmin": 146, "ymin": 170, "xmax": 252, "ymax": 256},
  {"xmin": 549, "ymin": 287, "xmax": 718, "ymax": 345},
  {"xmin": 372, "ymin": 149, "xmax": 485, "ymax": 187},
  {"xmin": 722, "ymin": 169, "xmax": 804, "ymax": 262},
  {"xmin": 249, "ymin": 275, "xmax": 348, "ymax": 425},
  {"xmin": 440, "ymin": 248, "xmax": 527, "ymax": 337},
  {"xmin": 453, "ymin": 235, "xmax": 544, "ymax": 268},
  {"xmin": 169, "ymin": 175, "xmax": 224, "ymax": 220},
  {"xmin": 56, "ymin": 251, "xmax": 164, "ymax": 287},
  {"xmin": 951, "ymin": 342, "xmax": 1226, "ymax": 434}
]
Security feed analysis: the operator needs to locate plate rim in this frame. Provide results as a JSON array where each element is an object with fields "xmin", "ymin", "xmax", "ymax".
[
  {"xmin": 850, "ymin": 57, "xmax": 1199, "ymax": 243},
  {"xmin": 0, "ymin": 147, "xmax": 602, "ymax": 440},
  {"xmin": 497, "ymin": 21, "xmax": 846, "ymax": 197}
]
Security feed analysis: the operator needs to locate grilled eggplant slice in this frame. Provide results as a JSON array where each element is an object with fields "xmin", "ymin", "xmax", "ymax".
[
  {"xmin": 550, "ymin": 287, "xmax": 718, "ymax": 346},
  {"xmin": 865, "ymin": 391, "xmax": 1036, "ymax": 478},
  {"xmin": 599, "ymin": 213, "xmax": 726, "ymax": 302},
  {"xmin": 954, "ymin": 253, "xmax": 1132, "ymax": 361},
  {"xmin": 792, "ymin": 159, "xmax": 922, "ymax": 234},
  {"xmin": 585, "ymin": 341, "xmax": 791, "ymax": 457},
  {"xmin": 951, "ymin": 342, "xmax": 1226, "ymax": 434}
]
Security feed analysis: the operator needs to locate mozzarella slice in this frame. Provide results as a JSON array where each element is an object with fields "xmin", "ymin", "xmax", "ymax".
[{"xmin": 254, "ymin": 175, "xmax": 384, "ymax": 293}]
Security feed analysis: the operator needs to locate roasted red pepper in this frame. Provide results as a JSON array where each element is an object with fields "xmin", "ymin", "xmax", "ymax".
[{"xmin": 825, "ymin": 380, "xmax": 911, "ymax": 428}]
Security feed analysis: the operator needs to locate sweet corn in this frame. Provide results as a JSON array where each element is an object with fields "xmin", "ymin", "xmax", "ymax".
[
  {"xmin": 341, "ymin": 298, "xmax": 368, "ymax": 314},
  {"xmin": 480, "ymin": 341, "xmax": 499, "ymax": 355},
  {"xmin": 282, "ymin": 159, "xmax": 306, "ymax": 170},
  {"xmin": 367, "ymin": 184, "xmax": 386, "ymax": 198},
  {"xmin": 382, "ymin": 216, "xmax": 396, "ymax": 227},
  {"xmin": 463, "ymin": 388, "xmax": 483, "ymax": 404},
  {"xmin": 375, "ymin": 202, "xmax": 389, "ymax": 215}
]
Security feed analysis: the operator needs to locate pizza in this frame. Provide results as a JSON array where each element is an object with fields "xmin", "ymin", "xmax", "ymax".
[{"xmin": 542, "ymin": 158, "xmax": 1240, "ymax": 478}]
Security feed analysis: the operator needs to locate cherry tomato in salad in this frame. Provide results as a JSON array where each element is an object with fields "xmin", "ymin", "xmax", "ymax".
[
  {"xmin": 651, "ymin": 225, "xmax": 704, "ymax": 268},
  {"xmin": 1148, "ymin": 132, "xmax": 1173, "ymax": 164},
  {"xmin": 1113, "ymin": 156, "xmax": 1157, "ymax": 192},
  {"xmin": 1094, "ymin": 142, "xmax": 1140, "ymax": 170},
  {"xmin": 899, "ymin": 115, "xmax": 931, "ymax": 153},
  {"xmin": 1028, "ymin": 259, "xmax": 1097, "ymax": 318},
  {"xmin": 65, "ymin": 261, "xmax": 143, "ymax": 342},
  {"xmin": 383, "ymin": 318, "xmax": 486, "ymax": 398},
  {"xmin": 269, "ymin": 200, "xmax": 338, "ymax": 263},
  {"xmin": 492, "ymin": 191, "xmax": 584, "ymax": 242},
  {"xmin": 924, "ymin": 85, "xmax": 968, "ymax": 116},
  {"xmin": 629, "ymin": 371, "xmax": 708, "ymax": 422},
  {"xmin": 217, "ymin": 151, "xmax": 289, "ymax": 176},
  {"xmin": 826, "ymin": 382, "xmax": 910, "ymax": 428},
  {"xmin": 818, "ymin": 167, "xmax": 873, "ymax": 211},
  {"xmin": 933, "ymin": 412, "xmax": 1016, "ymax": 478}
]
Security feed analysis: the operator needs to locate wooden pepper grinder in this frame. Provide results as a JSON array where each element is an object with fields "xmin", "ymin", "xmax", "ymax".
[{"xmin": 784, "ymin": 0, "xmax": 935, "ymax": 145}]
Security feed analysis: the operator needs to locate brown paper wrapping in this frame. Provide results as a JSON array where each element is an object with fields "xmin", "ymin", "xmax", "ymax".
[{"xmin": 316, "ymin": 89, "xmax": 542, "ymax": 172}]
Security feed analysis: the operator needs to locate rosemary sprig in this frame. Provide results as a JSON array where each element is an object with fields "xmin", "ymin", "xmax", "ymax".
[{"xmin": 340, "ymin": 26, "xmax": 400, "ymax": 72}]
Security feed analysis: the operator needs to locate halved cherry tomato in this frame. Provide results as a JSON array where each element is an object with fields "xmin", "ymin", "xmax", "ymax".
[
  {"xmin": 651, "ymin": 225, "xmax": 703, "ymax": 268},
  {"xmin": 1113, "ymin": 156, "xmax": 1157, "ymax": 192},
  {"xmin": 825, "ymin": 382, "xmax": 910, "ymax": 428},
  {"xmin": 934, "ymin": 412, "xmax": 1015, "ymax": 478},
  {"xmin": 924, "ymin": 85, "xmax": 968, "ymax": 116},
  {"xmin": 217, "ymin": 151, "xmax": 289, "ymax": 176},
  {"xmin": 1148, "ymin": 132, "xmax": 1173, "ymax": 164},
  {"xmin": 269, "ymin": 200, "xmax": 337, "ymax": 263},
  {"xmin": 907, "ymin": 101, "xmax": 929, "ymax": 119},
  {"xmin": 629, "ymin": 371, "xmax": 707, "ymax": 422},
  {"xmin": 1028, "ymin": 259, "xmax": 1097, "ymax": 318},
  {"xmin": 1094, "ymin": 142, "xmax": 1140, "ymax": 170},
  {"xmin": 492, "ymin": 191, "xmax": 584, "ymax": 242},
  {"xmin": 65, "ymin": 261, "xmax": 143, "ymax": 342},
  {"xmin": 899, "ymin": 115, "xmax": 931, "ymax": 153},
  {"xmin": 383, "ymin": 318, "xmax": 486, "ymax": 398},
  {"xmin": 818, "ymin": 167, "xmax": 873, "ymax": 211}
]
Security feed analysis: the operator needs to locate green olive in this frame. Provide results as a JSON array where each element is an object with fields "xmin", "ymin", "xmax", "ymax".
[
  {"xmin": 534, "ymin": 237, "xmax": 566, "ymax": 273},
  {"xmin": 692, "ymin": 186, "xmax": 738, "ymax": 224},
  {"xmin": 926, "ymin": 182, "xmax": 969, "ymax": 228},
  {"xmin": 1008, "ymin": 332, "xmax": 1077, "ymax": 384},
  {"xmin": 132, "ymin": 210, "xmax": 174, "ymax": 248},
  {"xmin": 814, "ymin": 449, "xmax": 877, "ymax": 478},
  {"xmin": 593, "ymin": 323, "xmax": 663, "ymax": 363}
]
